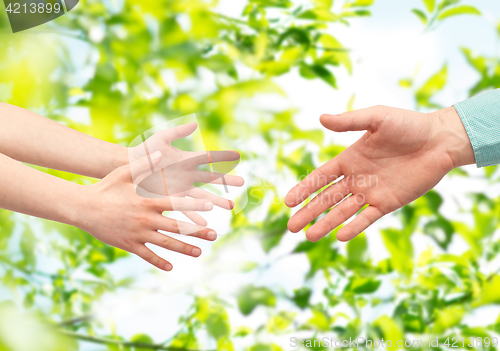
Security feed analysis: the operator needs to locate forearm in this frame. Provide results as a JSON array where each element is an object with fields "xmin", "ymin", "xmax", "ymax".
[
  {"xmin": 0, "ymin": 103, "xmax": 128, "ymax": 178},
  {"xmin": 0, "ymin": 151, "xmax": 89, "ymax": 226}
]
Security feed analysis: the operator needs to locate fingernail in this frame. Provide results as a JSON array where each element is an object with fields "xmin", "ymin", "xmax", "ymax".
[
  {"xmin": 207, "ymin": 230, "xmax": 217, "ymax": 240},
  {"xmin": 164, "ymin": 262, "xmax": 172, "ymax": 271},
  {"xmin": 205, "ymin": 202, "xmax": 213, "ymax": 211},
  {"xmin": 151, "ymin": 151, "xmax": 162, "ymax": 163},
  {"xmin": 228, "ymin": 200, "xmax": 234, "ymax": 210},
  {"xmin": 192, "ymin": 248, "xmax": 202, "ymax": 257}
]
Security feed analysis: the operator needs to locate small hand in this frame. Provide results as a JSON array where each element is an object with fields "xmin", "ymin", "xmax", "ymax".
[
  {"xmin": 79, "ymin": 152, "xmax": 217, "ymax": 271},
  {"xmin": 285, "ymin": 106, "xmax": 475, "ymax": 242}
]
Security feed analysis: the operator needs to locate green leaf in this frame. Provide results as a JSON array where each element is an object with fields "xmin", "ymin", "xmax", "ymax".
[
  {"xmin": 462, "ymin": 48, "xmax": 488, "ymax": 76},
  {"xmin": 250, "ymin": 0, "xmax": 292, "ymax": 8},
  {"xmin": 291, "ymin": 287, "xmax": 312, "ymax": 309},
  {"xmin": 249, "ymin": 343, "xmax": 283, "ymax": 351},
  {"xmin": 474, "ymin": 275, "xmax": 500, "ymax": 307},
  {"xmin": 233, "ymin": 326, "xmax": 253, "ymax": 337},
  {"xmin": 345, "ymin": 0, "xmax": 374, "ymax": 8},
  {"xmin": 306, "ymin": 309, "xmax": 331, "ymax": 331},
  {"xmin": 130, "ymin": 334, "xmax": 155, "ymax": 351},
  {"xmin": 316, "ymin": 34, "xmax": 352, "ymax": 73},
  {"xmin": 277, "ymin": 28, "xmax": 311, "ymax": 47},
  {"xmin": 347, "ymin": 94, "xmax": 355, "ymax": 111},
  {"xmin": 380, "ymin": 228, "xmax": 414, "ymax": 275},
  {"xmin": 344, "ymin": 276, "xmax": 381, "ymax": 294},
  {"xmin": 372, "ymin": 316, "xmax": 405, "ymax": 343},
  {"xmin": 422, "ymin": 0, "xmax": 435, "ymax": 13},
  {"xmin": 237, "ymin": 286, "xmax": 276, "ymax": 315},
  {"xmin": 299, "ymin": 63, "xmax": 337, "ymax": 88},
  {"xmin": 393, "ymin": 301, "xmax": 425, "ymax": 333},
  {"xmin": 20, "ymin": 227, "xmax": 36, "ymax": 268},
  {"xmin": 424, "ymin": 216, "xmax": 454, "ymax": 249},
  {"xmin": 241, "ymin": 262, "xmax": 258, "ymax": 272},
  {"xmin": 399, "ymin": 78, "xmax": 413, "ymax": 88},
  {"xmin": 433, "ymin": 306, "xmax": 465, "ymax": 333},
  {"xmin": 312, "ymin": 0, "xmax": 333, "ymax": 9},
  {"xmin": 297, "ymin": 8, "xmax": 337, "ymax": 21},
  {"xmin": 437, "ymin": 0, "xmax": 460, "ymax": 11},
  {"xmin": 346, "ymin": 232, "xmax": 368, "ymax": 269},
  {"xmin": 261, "ymin": 202, "xmax": 289, "ymax": 252},
  {"xmin": 411, "ymin": 9, "xmax": 428, "ymax": 25},
  {"xmin": 206, "ymin": 312, "xmax": 230, "ymax": 339},
  {"xmin": 415, "ymin": 65, "xmax": 447, "ymax": 108},
  {"xmin": 266, "ymin": 311, "xmax": 295, "ymax": 333},
  {"xmin": 340, "ymin": 10, "xmax": 371, "ymax": 17},
  {"xmin": 437, "ymin": 5, "xmax": 481, "ymax": 21}
]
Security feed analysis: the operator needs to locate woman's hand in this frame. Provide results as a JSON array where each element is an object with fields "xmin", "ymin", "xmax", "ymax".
[
  {"xmin": 129, "ymin": 123, "xmax": 244, "ymax": 225},
  {"xmin": 77, "ymin": 151, "xmax": 217, "ymax": 271},
  {"xmin": 285, "ymin": 106, "xmax": 475, "ymax": 243}
]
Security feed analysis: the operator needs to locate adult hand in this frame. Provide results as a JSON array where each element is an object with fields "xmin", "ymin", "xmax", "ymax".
[
  {"xmin": 285, "ymin": 106, "xmax": 475, "ymax": 242},
  {"xmin": 77, "ymin": 151, "xmax": 217, "ymax": 271},
  {"xmin": 128, "ymin": 123, "xmax": 244, "ymax": 225}
]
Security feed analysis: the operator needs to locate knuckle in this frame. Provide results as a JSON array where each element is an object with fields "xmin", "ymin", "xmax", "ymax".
[
  {"xmin": 373, "ymin": 105, "xmax": 390, "ymax": 120},
  {"xmin": 161, "ymin": 236, "xmax": 173, "ymax": 248},
  {"xmin": 136, "ymin": 213, "xmax": 152, "ymax": 226},
  {"xmin": 137, "ymin": 197, "xmax": 151, "ymax": 207},
  {"xmin": 372, "ymin": 104, "xmax": 386, "ymax": 111},
  {"xmin": 336, "ymin": 205, "xmax": 347, "ymax": 220},
  {"xmin": 143, "ymin": 251, "xmax": 156, "ymax": 263},
  {"xmin": 122, "ymin": 237, "xmax": 137, "ymax": 250},
  {"xmin": 137, "ymin": 156, "xmax": 151, "ymax": 170},
  {"xmin": 184, "ymin": 245, "xmax": 194, "ymax": 255}
]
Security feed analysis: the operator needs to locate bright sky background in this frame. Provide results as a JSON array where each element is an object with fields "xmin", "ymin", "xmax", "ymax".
[{"xmin": 52, "ymin": 0, "xmax": 500, "ymax": 349}]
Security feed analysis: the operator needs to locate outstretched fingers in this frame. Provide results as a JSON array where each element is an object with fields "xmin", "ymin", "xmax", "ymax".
[
  {"xmin": 133, "ymin": 245, "xmax": 173, "ymax": 271},
  {"xmin": 285, "ymin": 160, "xmax": 342, "ymax": 208},
  {"xmin": 336, "ymin": 206, "xmax": 384, "ymax": 242},
  {"xmin": 189, "ymin": 150, "xmax": 241, "ymax": 165},
  {"xmin": 148, "ymin": 196, "xmax": 214, "ymax": 212},
  {"xmin": 152, "ymin": 123, "xmax": 198, "ymax": 143},
  {"xmin": 147, "ymin": 232, "xmax": 203, "ymax": 258},
  {"xmin": 182, "ymin": 211, "xmax": 208, "ymax": 226},
  {"xmin": 287, "ymin": 178, "xmax": 350, "ymax": 233},
  {"xmin": 320, "ymin": 106, "xmax": 384, "ymax": 133},
  {"xmin": 154, "ymin": 215, "xmax": 217, "ymax": 239},
  {"xmin": 188, "ymin": 187, "xmax": 234, "ymax": 210},
  {"xmin": 194, "ymin": 171, "xmax": 244, "ymax": 187},
  {"xmin": 306, "ymin": 195, "xmax": 364, "ymax": 242}
]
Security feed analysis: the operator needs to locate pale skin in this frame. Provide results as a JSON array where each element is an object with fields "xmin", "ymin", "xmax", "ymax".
[
  {"xmin": 285, "ymin": 106, "xmax": 476, "ymax": 242},
  {"xmin": 0, "ymin": 103, "xmax": 243, "ymax": 271}
]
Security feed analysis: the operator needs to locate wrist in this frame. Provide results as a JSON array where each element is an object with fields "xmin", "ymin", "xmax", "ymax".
[
  {"xmin": 431, "ymin": 106, "xmax": 476, "ymax": 169},
  {"xmin": 62, "ymin": 184, "xmax": 96, "ymax": 229},
  {"xmin": 104, "ymin": 144, "xmax": 128, "ymax": 178}
]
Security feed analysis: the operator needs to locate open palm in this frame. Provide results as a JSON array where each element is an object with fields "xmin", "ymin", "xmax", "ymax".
[{"xmin": 285, "ymin": 106, "xmax": 473, "ymax": 242}]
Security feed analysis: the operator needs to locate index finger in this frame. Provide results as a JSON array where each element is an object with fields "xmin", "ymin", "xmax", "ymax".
[{"xmin": 284, "ymin": 159, "xmax": 342, "ymax": 208}]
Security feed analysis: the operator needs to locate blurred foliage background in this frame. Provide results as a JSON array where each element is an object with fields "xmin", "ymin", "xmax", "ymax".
[{"xmin": 1, "ymin": 0, "xmax": 500, "ymax": 350}]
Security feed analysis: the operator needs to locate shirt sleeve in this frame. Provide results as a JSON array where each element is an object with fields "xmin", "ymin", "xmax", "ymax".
[{"xmin": 453, "ymin": 89, "xmax": 500, "ymax": 168}]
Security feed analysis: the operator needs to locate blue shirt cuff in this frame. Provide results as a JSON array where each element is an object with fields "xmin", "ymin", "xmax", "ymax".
[{"xmin": 453, "ymin": 89, "xmax": 500, "ymax": 168}]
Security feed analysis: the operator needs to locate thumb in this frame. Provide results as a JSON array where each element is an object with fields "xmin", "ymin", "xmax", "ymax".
[
  {"xmin": 156, "ymin": 122, "xmax": 198, "ymax": 143},
  {"xmin": 129, "ymin": 151, "xmax": 163, "ymax": 185},
  {"xmin": 320, "ymin": 106, "xmax": 383, "ymax": 132}
]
